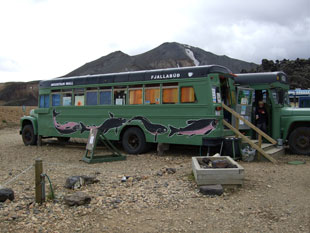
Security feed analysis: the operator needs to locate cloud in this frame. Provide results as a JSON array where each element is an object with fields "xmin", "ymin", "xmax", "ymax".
[
  {"xmin": 0, "ymin": 0, "xmax": 309, "ymax": 82},
  {"xmin": 0, "ymin": 57, "xmax": 20, "ymax": 72}
]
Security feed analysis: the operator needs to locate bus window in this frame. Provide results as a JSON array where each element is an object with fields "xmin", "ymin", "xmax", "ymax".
[
  {"xmin": 114, "ymin": 86, "xmax": 126, "ymax": 105},
  {"xmin": 63, "ymin": 91, "xmax": 72, "ymax": 106},
  {"xmin": 39, "ymin": 95, "xmax": 50, "ymax": 108},
  {"xmin": 74, "ymin": 88, "xmax": 85, "ymax": 106},
  {"xmin": 52, "ymin": 94, "xmax": 61, "ymax": 106},
  {"xmin": 100, "ymin": 90, "xmax": 112, "ymax": 105},
  {"xmin": 162, "ymin": 83, "xmax": 178, "ymax": 104},
  {"xmin": 129, "ymin": 87, "xmax": 142, "ymax": 105},
  {"xmin": 86, "ymin": 92, "xmax": 97, "ymax": 105},
  {"xmin": 145, "ymin": 84, "xmax": 160, "ymax": 104},
  {"xmin": 181, "ymin": 87, "xmax": 196, "ymax": 103}
]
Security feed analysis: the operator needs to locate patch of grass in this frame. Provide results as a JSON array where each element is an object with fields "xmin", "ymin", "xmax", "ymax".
[
  {"xmin": 187, "ymin": 171, "xmax": 195, "ymax": 181},
  {"xmin": 2, "ymin": 119, "xmax": 7, "ymax": 123}
]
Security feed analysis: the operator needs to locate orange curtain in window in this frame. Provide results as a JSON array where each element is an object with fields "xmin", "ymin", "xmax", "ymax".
[
  {"xmin": 181, "ymin": 87, "xmax": 195, "ymax": 103},
  {"xmin": 163, "ymin": 88, "xmax": 178, "ymax": 104},
  {"xmin": 129, "ymin": 89, "xmax": 142, "ymax": 105},
  {"xmin": 145, "ymin": 88, "xmax": 160, "ymax": 104}
]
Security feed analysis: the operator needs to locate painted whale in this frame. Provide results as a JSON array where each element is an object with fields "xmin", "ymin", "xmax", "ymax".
[
  {"xmin": 168, "ymin": 119, "xmax": 217, "ymax": 137},
  {"xmin": 80, "ymin": 112, "xmax": 127, "ymax": 134},
  {"xmin": 129, "ymin": 116, "xmax": 168, "ymax": 141},
  {"xmin": 53, "ymin": 109, "xmax": 81, "ymax": 135}
]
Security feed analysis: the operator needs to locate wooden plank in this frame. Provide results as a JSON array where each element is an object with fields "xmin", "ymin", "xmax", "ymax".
[
  {"xmin": 258, "ymin": 134, "xmax": 262, "ymax": 161},
  {"xmin": 222, "ymin": 103, "xmax": 277, "ymax": 145},
  {"xmin": 223, "ymin": 120, "xmax": 277, "ymax": 164}
]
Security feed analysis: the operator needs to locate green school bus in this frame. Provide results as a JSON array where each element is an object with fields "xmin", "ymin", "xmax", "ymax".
[
  {"xmin": 235, "ymin": 72, "xmax": 310, "ymax": 155},
  {"xmin": 20, "ymin": 65, "xmax": 237, "ymax": 154}
]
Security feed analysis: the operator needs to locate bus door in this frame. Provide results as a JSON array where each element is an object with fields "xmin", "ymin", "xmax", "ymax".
[{"xmin": 232, "ymin": 87, "xmax": 254, "ymax": 130}]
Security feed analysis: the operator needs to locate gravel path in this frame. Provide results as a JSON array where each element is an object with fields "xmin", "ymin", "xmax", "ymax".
[{"xmin": 0, "ymin": 127, "xmax": 309, "ymax": 232}]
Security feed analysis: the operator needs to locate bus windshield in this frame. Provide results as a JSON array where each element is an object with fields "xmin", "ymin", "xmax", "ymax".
[{"xmin": 271, "ymin": 88, "xmax": 290, "ymax": 105}]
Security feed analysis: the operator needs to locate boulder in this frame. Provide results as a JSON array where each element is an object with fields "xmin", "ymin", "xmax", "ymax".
[
  {"xmin": 211, "ymin": 159, "xmax": 237, "ymax": 168},
  {"xmin": 64, "ymin": 192, "xmax": 91, "ymax": 206},
  {"xmin": 65, "ymin": 176, "xmax": 99, "ymax": 189},
  {"xmin": 199, "ymin": 185, "xmax": 223, "ymax": 196},
  {"xmin": 0, "ymin": 188, "xmax": 15, "ymax": 202},
  {"xmin": 166, "ymin": 168, "xmax": 176, "ymax": 174}
]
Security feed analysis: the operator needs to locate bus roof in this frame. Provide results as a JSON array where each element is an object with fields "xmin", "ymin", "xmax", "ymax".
[
  {"xmin": 39, "ymin": 65, "xmax": 232, "ymax": 88},
  {"xmin": 234, "ymin": 71, "xmax": 288, "ymax": 85}
]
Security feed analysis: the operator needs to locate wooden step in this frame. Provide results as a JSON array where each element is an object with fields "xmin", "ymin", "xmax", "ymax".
[{"xmin": 264, "ymin": 146, "xmax": 285, "ymax": 158}]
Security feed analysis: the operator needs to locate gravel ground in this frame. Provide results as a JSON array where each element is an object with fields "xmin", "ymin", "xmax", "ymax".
[{"xmin": 0, "ymin": 127, "xmax": 309, "ymax": 233}]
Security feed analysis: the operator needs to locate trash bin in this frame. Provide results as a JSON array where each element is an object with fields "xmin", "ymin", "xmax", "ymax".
[
  {"xmin": 241, "ymin": 146, "xmax": 256, "ymax": 162},
  {"xmin": 223, "ymin": 137, "xmax": 241, "ymax": 159}
]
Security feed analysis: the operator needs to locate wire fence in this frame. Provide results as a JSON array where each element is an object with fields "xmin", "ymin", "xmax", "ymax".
[
  {"xmin": 0, "ymin": 164, "xmax": 34, "ymax": 188},
  {"xmin": 0, "ymin": 160, "xmax": 109, "ymax": 189}
]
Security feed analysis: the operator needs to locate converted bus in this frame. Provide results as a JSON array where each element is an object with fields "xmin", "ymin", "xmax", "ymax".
[
  {"xmin": 235, "ymin": 72, "xmax": 310, "ymax": 155},
  {"xmin": 20, "ymin": 65, "xmax": 236, "ymax": 154}
]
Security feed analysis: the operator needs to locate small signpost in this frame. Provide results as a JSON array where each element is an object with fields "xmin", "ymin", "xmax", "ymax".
[{"xmin": 82, "ymin": 128, "xmax": 126, "ymax": 163}]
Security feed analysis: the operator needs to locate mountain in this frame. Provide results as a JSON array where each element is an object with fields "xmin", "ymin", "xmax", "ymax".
[{"xmin": 64, "ymin": 42, "xmax": 258, "ymax": 77}]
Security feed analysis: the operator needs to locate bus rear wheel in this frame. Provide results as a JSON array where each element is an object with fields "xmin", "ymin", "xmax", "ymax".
[
  {"xmin": 122, "ymin": 127, "xmax": 147, "ymax": 154},
  {"xmin": 289, "ymin": 127, "xmax": 310, "ymax": 155},
  {"xmin": 22, "ymin": 124, "xmax": 37, "ymax": 146}
]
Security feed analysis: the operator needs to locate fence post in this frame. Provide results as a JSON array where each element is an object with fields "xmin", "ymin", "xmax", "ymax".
[{"xmin": 35, "ymin": 159, "xmax": 45, "ymax": 204}]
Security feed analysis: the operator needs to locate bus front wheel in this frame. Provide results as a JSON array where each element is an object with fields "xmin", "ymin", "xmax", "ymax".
[
  {"xmin": 289, "ymin": 127, "xmax": 310, "ymax": 155},
  {"xmin": 22, "ymin": 124, "xmax": 37, "ymax": 146},
  {"xmin": 122, "ymin": 127, "xmax": 147, "ymax": 154}
]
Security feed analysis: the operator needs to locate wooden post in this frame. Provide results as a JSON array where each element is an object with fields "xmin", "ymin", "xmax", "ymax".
[
  {"xmin": 35, "ymin": 159, "xmax": 44, "ymax": 204},
  {"xmin": 258, "ymin": 134, "xmax": 262, "ymax": 161}
]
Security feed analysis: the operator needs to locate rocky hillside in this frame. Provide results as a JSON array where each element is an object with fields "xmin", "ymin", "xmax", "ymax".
[
  {"xmin": 64, "ymin": 42, "xmax": 258, "ymax": 77},
  {"xmin": 243, "ymin": 58, "xmax": 310, "ymax": 89},
  {"xmin": 0, "ymin": 81, "xmax": 38, "ymax": 106}
]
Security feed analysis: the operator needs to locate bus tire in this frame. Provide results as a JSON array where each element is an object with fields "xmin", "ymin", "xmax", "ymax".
[
  {"xmin": 122, "ymin": 127, "xmax": 147, "ymax": 154},
  {"xmin": 22, "ymin": 124, "xmax": 37, "ymax": 146},
  {"xmin": 288, "ymin": 127, "xmax": 310, "ymax": 155},
  {"xmin": 57, "ymin": 137, "xmax": 70, "ymax": 143}
]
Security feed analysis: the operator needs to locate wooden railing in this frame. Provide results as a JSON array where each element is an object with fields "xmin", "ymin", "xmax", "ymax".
[{"xmin": 222, "ymin": 103, "xmax": 277, "ymax": 164}]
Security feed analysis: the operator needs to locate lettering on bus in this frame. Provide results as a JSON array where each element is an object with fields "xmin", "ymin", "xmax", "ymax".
[
  {"xmin": 151, "ymin": 73, "xmax": 181, "ymax": 80},
  {"xmin": 51, "ymin": 82, "xmax": 74, "ymax": 87}
]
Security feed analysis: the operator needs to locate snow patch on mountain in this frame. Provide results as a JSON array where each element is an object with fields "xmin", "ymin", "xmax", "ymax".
[{"xmin": 185, "ymin": 48, "xmax": 200, "ymax": 66}]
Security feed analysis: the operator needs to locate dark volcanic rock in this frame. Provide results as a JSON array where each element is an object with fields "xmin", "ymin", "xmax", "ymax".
[
  {"xmin": 65, "ymin": 176, "xmax": 99, "ymax": 189},
  {"xmin": 64, "ymin": 192, "xmax": 91, "ymax": 206},
  {"xmin": 199, "ymin": 185, "xmax": 223, "ymax": 196},
  {"xmin": 0, "ymin": 188, "xmax": 15, "ymax": 202}
]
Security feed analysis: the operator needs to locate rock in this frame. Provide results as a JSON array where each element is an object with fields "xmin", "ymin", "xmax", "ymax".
[
  {"xmin": 166, "ymin": 168, "xmax": 176, "ymax": 174},
  {"xmin": 156, "ymin": 171, "xmax": 163, "ymax": 176},
  {"xmin": 65, "ymin": 176, "xmax": 99, "ymax": 189},
  {"xmin": 64, "ymin": 192, "xmax": 91, "ymax": 206},
  {"xmin": 211, "ymin": 159, "xmax": 237, "ymax": 168},
  {"xmin": 0, "ymin": 188, "xmax": 15, "ymax": 202},
  {"xmin": 65, "ymin": 176, "xmax": 81, "ymax": 189},
  {"xmin": 199, "ymin": 185, "xmax": 224, "ymax": 196}
]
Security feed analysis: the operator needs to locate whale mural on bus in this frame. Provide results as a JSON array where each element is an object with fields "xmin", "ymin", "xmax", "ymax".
[
  {"xmin": 80, "ymin": 113, "xmax": 127, "ymax": 134},
  {"xmin": 128, "ymin": 116, "xmax": 168, "ymax": 141},
  {"xmin": 52, "ymin": 109, "xmax": 217, "ymax": 139},
  {"xmin": 53, "ymin": 109, "xmax": 81, "ymax": 134},
  {"xmin": 169, "ymin": 119, "xmax": 218, "ymax": 137}
]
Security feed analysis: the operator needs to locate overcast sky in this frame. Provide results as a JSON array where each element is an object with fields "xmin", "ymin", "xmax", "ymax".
[{"xmin": 0, "ymin": 0, "xmax": 309, "ymax": 83}]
